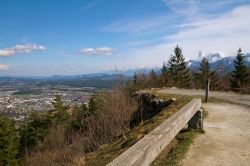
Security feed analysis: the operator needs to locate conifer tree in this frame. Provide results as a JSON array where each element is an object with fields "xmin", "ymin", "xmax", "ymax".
[
  {"xmin": 167, "ymin": 45, "xmax": 191, "ymax": 88},
  {"xmin": 193, "ymin": 57, "xmax": 221, "ymax": 90},
  {"xmin": 133, "ymin": 72, "xmax": 137, "ymax": 85},
  {"xmin": 160, "ymin": 62, "xmax": 169, "ymax": 87},
  {"xmin": 230, "ymin": 48, "xmax": 248, "ymax": 92},
  {"xmin": 19, "ymin": 112, "xmax": 53, "ymax": 150},
  {"xmin": 161, "ymin": 62, "xmax": 168, "ymax": 74},
  {"xmin": 149, "ymin": 69, "xmax": 158, "ymax": 87},
  {"xmin": 0, "ymin": 116, "xmax": 19, "ymax": 165},
  {"xmin": 52, "ymin": 95, "xmax": 70, "ymax": 123},
  {"xmin": 131, "ymin": 71, "xmax": 145, "ymax": 90}
]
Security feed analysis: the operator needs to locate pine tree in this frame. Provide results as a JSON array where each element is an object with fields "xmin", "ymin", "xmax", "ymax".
[
  {"xmin": 193, "ymin": 58, "xmax": 221, "ymax": 90},
  {"xmin": 230, "ymin": 48, "xmax": 248, "ymax": 92},
  {"xmin": 149, "ymin": 69, "xmax": 158, "ymax": 87},
  {"xmin": 160, "ymin": 62, "xmax": 169, "ymax": 87},
  {"xmin": 167, "ymin": 45, "xmax": 191, "ymax": 88},
  {"xmin": 19, "ymin": 112, "xmax": 53, "ymax": 150},
  {"xmin": 131, "ymin": 71, "xmax": 145, "ymax": 90},
  {"xmin": 52, "ymin": 95, "xmax": 70, "ymax": 123},
  {"xmin": 0, "ymin": 116, "xmax": 19, "ymax": 165},
  {"xmin": 133, "ymin": 72, "xmax": 137, "ymax": 85},
  {"xmin": 161, "ymin": 62, "xmax": 168, "ymax": 74}
]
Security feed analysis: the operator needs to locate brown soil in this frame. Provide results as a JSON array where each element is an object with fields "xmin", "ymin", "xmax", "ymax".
[
  {"xmin": 158, "ymin": 88, "xmax": 250, "ymax": 166},
  {"xmin": 180, "ymin": 103, "xmax": 250, "ymax": 166}
]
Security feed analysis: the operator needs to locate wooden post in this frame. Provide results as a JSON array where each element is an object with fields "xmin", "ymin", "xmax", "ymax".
[{"xmin": 205, "ymin": 79, "xmax": 210, "ymax": 103}]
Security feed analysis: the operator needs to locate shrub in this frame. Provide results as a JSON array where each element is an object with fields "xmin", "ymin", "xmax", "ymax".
[
  {"xmin": 23, "ymin": 125, "xmax": 86, "ymax": 166},
  {"xmin": 0, "ymin": 115, "xmax": 20, "ymax": 165},
  {"xmin": 84, "ymin": 84, "xmax": 138, "ymax": 151},
  {"xmin": 19, "ymin": 112, "xmax": 53, "ymax": 152},
  {"xmin": 22, "ymin": 83, "xmax": 139, "ymax": 164}
]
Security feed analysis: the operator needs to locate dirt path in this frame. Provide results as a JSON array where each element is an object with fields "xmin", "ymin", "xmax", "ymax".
[
  {"xmin": 157, "ymin": 88, "xmax": 250, "ymax": 166},
  {"xmin": 158, "ymin": 88, "xmax": 250, "ymax": 106},
  {"xmin": 181, "ymin": 103, "xmax": 250, "ymax": 166}
]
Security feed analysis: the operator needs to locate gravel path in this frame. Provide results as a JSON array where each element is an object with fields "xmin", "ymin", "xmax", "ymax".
[
  {"xmin": 158, "ymin": 88, "xmax": 250, "ymax": 166},
  {"xmin": 181, "ymin": 103, "xmax": 250, "ymax": 166},
  {"xmin": 158, "ymin": 88, "xmax": 250, "ymax": 106}
]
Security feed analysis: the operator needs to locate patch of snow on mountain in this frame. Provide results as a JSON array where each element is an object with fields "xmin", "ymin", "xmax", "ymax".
[
  {"xmin": 247, "ymin": 57, "xmax": 250, "ymax": 62},
  {"xmin": 245, "ymin": 54, "xmax": 250, "ymax": 62},
  {"xmin": 206, "ymin": 53, "xmax": 222, "ymax": 63}
]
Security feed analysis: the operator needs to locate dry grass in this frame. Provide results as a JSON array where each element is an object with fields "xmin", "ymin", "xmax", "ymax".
[
  {"xmin": 23, "ymin": 87, "xmax": 194, "ymax": 166},
  {"xmin": 152, "ymin": 129, "xmax": 204, "ymax": 166},
  {"xmin": 23, "ymin": 84, "xmax": 138, "ymax": 166},
  {"xmin": 85, "ymin": 95, "xmax": 192, "ymax": 166},
  {"xmin": 23, "ymin": 125, "xmax": 86, "ymax": 166},
  {"xmin": 85, "ymin": 85, "xmax": 138, "ymax": 151}
]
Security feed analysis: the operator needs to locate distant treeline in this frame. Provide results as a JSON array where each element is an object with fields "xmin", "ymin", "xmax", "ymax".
[
  {"xmin": 130, "ymin": 45, "xmax": 250, "ymax": 93},
  {"xmin": 36, "ymin": 78, "xmax": 119, "ymax": 89},
  {"xmin": 0, "ymin": 76, "xmax": 125, "ymax": 89},
  {"xmin": 12, "ymin": 89, "xmax": 43, "ymax": 95}
]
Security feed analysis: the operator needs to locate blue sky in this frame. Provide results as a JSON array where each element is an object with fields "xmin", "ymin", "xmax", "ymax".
[{"xmin": 0, "ymin": 0, "xmax": 250, "ymax": 76}]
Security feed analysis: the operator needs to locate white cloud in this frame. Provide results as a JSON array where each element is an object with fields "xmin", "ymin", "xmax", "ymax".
[
  {"xmin": 104, "ymin": 18, "xmax": 162, "ymax": 33},
  {"xmin": 80, "ymin": 1, "xmax": 102, "ymax": 12},
  {"xmin": 110, "ymin": 5, "xmax": 250, "ymax": 70},
  {"xmin": 167, "ymin": 5, "xmax": 250, "ymax": 57},
  {"xmin": 0, "ymin": 44, "xmax": 46, "ymax": 57},
  {"xmin": 162, "ymin": 0, "xmax": 201, "ymax": 17},
  {"xmin": 0, "ymin": 64, "xmax": 9, "ymax": 71},
  {"xmin": 161, "ymin": 0, "xmax": 242, "ymax": 18},
  {"xmin": 79, "ymin": 47, "xmax": 113, "ymax": 55},
  {"xmin": 103, "ymin": 14, "xmax": 178, "ymax": 34}
]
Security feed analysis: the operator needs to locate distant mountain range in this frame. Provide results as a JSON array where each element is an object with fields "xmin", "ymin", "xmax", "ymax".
[
  {"xmin": 120, "ymin": 53, "xmax": 250, "ymax": 75},
  {"xmin": 188, "ymin": 53, "xmax": 250, "ymax": 73},
  {"xmin": 120, "ymin": 53, "xmax": 250, "ymax": 76},
  {"xmin": 1, "ymin": 53, "xmax": 250, "ymax": 86},
  {"xmin": 0, "ymin": 73, "xmax": 130, "ymax": 89}
]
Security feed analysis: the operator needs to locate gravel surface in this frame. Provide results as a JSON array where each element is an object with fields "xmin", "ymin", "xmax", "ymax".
[
  {"xmin": 158, "ymin": 88, "xmax": 250, "ymax": 166},
  {"xmin": 158, "ymin": 88, "xmax": 250, "ymax": 106}
]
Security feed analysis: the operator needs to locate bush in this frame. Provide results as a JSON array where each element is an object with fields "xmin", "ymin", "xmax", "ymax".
[
  {"xmin": 130, "ymin": 93, "xmax": 172, "ymax": 127},
  {"xmin": 22, "ymin": 83, "xmax": 139, "ymax": 164},
  {"xmin": 23, "ymin": 125, "xmax": 86, "ymax": 166},
  {"xmin": 70, "ymin": 103, "xmax": 91, "ymax": 133},
  {"xmin": 20, "ymin": 95, "xmax": 71, "ymax": 153},
  {"xmin": 0, "ymin": 115, "xmax": 20, "ymax": 165},
  {"xmin": 84, "ymin": 85, "xmax": 138, "ymax": 151},
  {"xmin": 19, "ymin": 112, "xmax": 53, "ymax": 152}
]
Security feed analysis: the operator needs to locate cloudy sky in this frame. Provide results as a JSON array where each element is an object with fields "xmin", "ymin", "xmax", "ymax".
[{"xmin": 0, "ymin": 0, "xmax": 250, "ymax": 76}]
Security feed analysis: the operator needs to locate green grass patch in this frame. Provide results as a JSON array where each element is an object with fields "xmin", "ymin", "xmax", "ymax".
[
  {"xmin": 153, "ymin": 90, "xmax": 233, "ymax": 104},
  {"xmin": 152, "ymin": 129, "xmax": 204, "ymax": 166},
  {"xmin": 85, "ymin": 95, "xmax": 192, "ymax": 166},
  {"xmin": 203, "ymin": 96, "xmax": 228, "ymax": 104},
  {"xmin": 201, "ymin": 106, "xmax": 208, "ymax": 119}
]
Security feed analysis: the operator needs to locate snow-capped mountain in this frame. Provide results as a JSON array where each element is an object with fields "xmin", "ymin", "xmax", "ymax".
[
  {"xmin": 188, "ymin": 53, "xmax": 250, "ymax": 72},
  {"xmin": 205, "ymin": 53, "xmax": 223, "ymax": 63}
]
